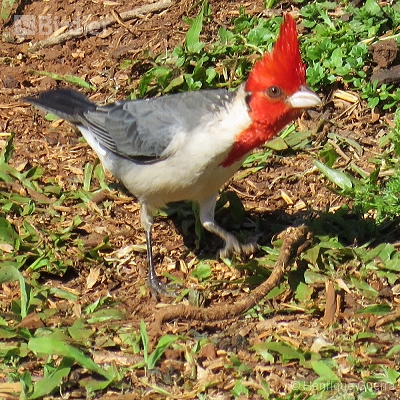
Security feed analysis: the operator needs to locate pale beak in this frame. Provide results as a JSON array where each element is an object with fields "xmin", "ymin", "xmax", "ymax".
[{"xmin": 289, "ymin": 86, "xmax": 321, "ymax": 108}]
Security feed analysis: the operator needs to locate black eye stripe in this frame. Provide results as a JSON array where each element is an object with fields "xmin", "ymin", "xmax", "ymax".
[{"xmin": 266, "ymin": 86, "xmax": 282, "ymax": 98}]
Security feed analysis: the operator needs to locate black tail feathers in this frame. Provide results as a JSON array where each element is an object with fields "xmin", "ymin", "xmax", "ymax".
[{"xmin": 25, "ymin": 89, "xmax": 96, "ymax": 122}]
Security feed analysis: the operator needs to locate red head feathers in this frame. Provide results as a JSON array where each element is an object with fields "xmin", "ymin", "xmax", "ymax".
[
  {"xmin": 245, "ymin": 14, "xmax": 306, "ymax": 95},
  {"xmin": 221, "ymin": 14, "xmax": 320, "ymax": 167}
]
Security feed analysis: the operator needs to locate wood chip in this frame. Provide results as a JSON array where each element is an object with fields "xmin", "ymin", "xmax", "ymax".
[
  {"xmin": 86, "ymin": 266, "xmax": 101, "ymax": 289},
  {"xmin": 322, "ymin": 280, "xmax": 336, "ymax": 325}
]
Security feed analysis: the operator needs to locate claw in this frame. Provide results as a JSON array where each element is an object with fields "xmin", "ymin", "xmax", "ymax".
[
  {"xmin": 200, "ymin": 195, "xmax": 259, "ymax": 260},
  {"xmin": 202, "ymin": 219, "xmax": 259, "ymax": 259},
  {"xmin": 147, "ymin": 274, "xmax": 181, "ymax": 299},
  {"xmin": 218, "ymin": 235, "xmax": 259, "ymax": 259}
]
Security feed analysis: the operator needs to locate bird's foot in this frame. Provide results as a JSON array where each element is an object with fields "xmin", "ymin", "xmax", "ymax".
[
  {"xmin": 147, "ymin": 274, "xmax": 182, "ymax": 300},
  {"xmin": 218, "ymin": 234, "xmax": 259, "ymax": 259}
]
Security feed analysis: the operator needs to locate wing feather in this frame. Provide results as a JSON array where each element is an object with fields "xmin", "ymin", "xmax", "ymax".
[
  {"xmin": 26, "ymin": 88, "xmax": 236, "ymax": 163},
  {"xmin": 80, "ymin": 89, "xmax": 234, "ymax": 162}
]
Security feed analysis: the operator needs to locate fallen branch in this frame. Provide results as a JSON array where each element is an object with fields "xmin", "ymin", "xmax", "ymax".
[
  {"xmin": 27, "ymin": 0, "xmax": 173, "ymax": 52},
  {"xmin": 150, "ymin": 225, "xmax": 310, "ymax": 335}
]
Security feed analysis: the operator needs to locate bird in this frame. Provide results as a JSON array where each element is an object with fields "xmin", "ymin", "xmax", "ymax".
[{"xmin": 25, "ymin": 14, "xmax": 321, "ymax": 298}]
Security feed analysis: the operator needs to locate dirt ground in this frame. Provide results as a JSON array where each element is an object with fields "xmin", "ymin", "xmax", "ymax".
[{"xmin": 0, "ymin": 0, "xmax": 397, "ymax": 397}]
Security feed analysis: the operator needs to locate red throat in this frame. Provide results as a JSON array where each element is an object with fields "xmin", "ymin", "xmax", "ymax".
[{"xmin": 221, "ymin": 108, "xmax": 300, "ymax": 167}]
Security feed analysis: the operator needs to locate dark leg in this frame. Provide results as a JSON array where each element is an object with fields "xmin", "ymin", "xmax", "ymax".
[
  {"xmin": 145, "ymin": 227, "xmax": 180, "ymax": 299},
  {"xmin": 140, "ymin": 203, "xmax": 175, "ymax": 298},
  {"xmin": 146, "ymin": 229, "xmax": 168, "ymax": 298}
]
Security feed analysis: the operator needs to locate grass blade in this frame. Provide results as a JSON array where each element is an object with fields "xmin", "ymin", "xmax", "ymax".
[
  {"xmin": 185, "ymin": 1, "xmax": 207, "ymax": 53},
  {"xmin": 28, "ymin": 338, "xmax": 112, "ymax": 380},
  {"xmin": 147, "ymin": 335, "xmax": 180, "ymax": 369},
  {"xmin": 29, "ymin": 358, "xmax": 73, "ymax": 399},
  {"xmin": 0, "ymin": 263, "xmax": 29, "ymax": 319}
]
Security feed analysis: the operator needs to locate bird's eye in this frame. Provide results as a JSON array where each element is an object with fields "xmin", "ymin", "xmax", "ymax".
[{"xmin": 266, "ymin": 86, "xmax": 282, "ymax": 99}]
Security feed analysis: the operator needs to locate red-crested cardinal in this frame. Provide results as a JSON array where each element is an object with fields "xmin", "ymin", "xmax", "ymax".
[{"xmin": 26, "ymin": 14, "xmax": 321, "ymax": 297}]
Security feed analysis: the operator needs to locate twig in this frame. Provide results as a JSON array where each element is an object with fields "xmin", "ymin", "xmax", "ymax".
[
  {"xmin": 28, "ymin": 0, "xmax": 173, "ymax": 52},
  {"xmin": 150, "ymin": 225, "xmax": 310, "ymax": 336},
  {"xmin": 110, "ymin": 9, "xmax": 137, "ymax": 36}
]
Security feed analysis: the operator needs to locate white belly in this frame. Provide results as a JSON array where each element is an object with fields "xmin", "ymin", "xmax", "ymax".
[{"xmin": 118, "ymin": 152, "xmax": 243, "ymax": 208}]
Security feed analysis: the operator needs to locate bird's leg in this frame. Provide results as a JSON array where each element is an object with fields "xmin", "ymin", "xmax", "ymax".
[
  {"xmin": 199, "ymin": 194, "xmax": 259, "ymax": 259},
  {"xmin": 145, "ymin": 229, "xmax": 169, "ymax": 298},
  {"xmin": 141, "ymin": 204, "xmax": 179, "ymax": 298}
]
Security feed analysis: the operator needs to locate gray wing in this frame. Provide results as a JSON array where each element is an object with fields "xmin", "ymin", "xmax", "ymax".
[{"xmin": 82, "ymin": 89, "xmax": 235, "ymax": 163}]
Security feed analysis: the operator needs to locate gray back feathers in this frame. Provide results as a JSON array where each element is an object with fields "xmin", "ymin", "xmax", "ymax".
[{"xmin": 26, "ymin": 88, "xmax": 236, "ymax": 163}]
